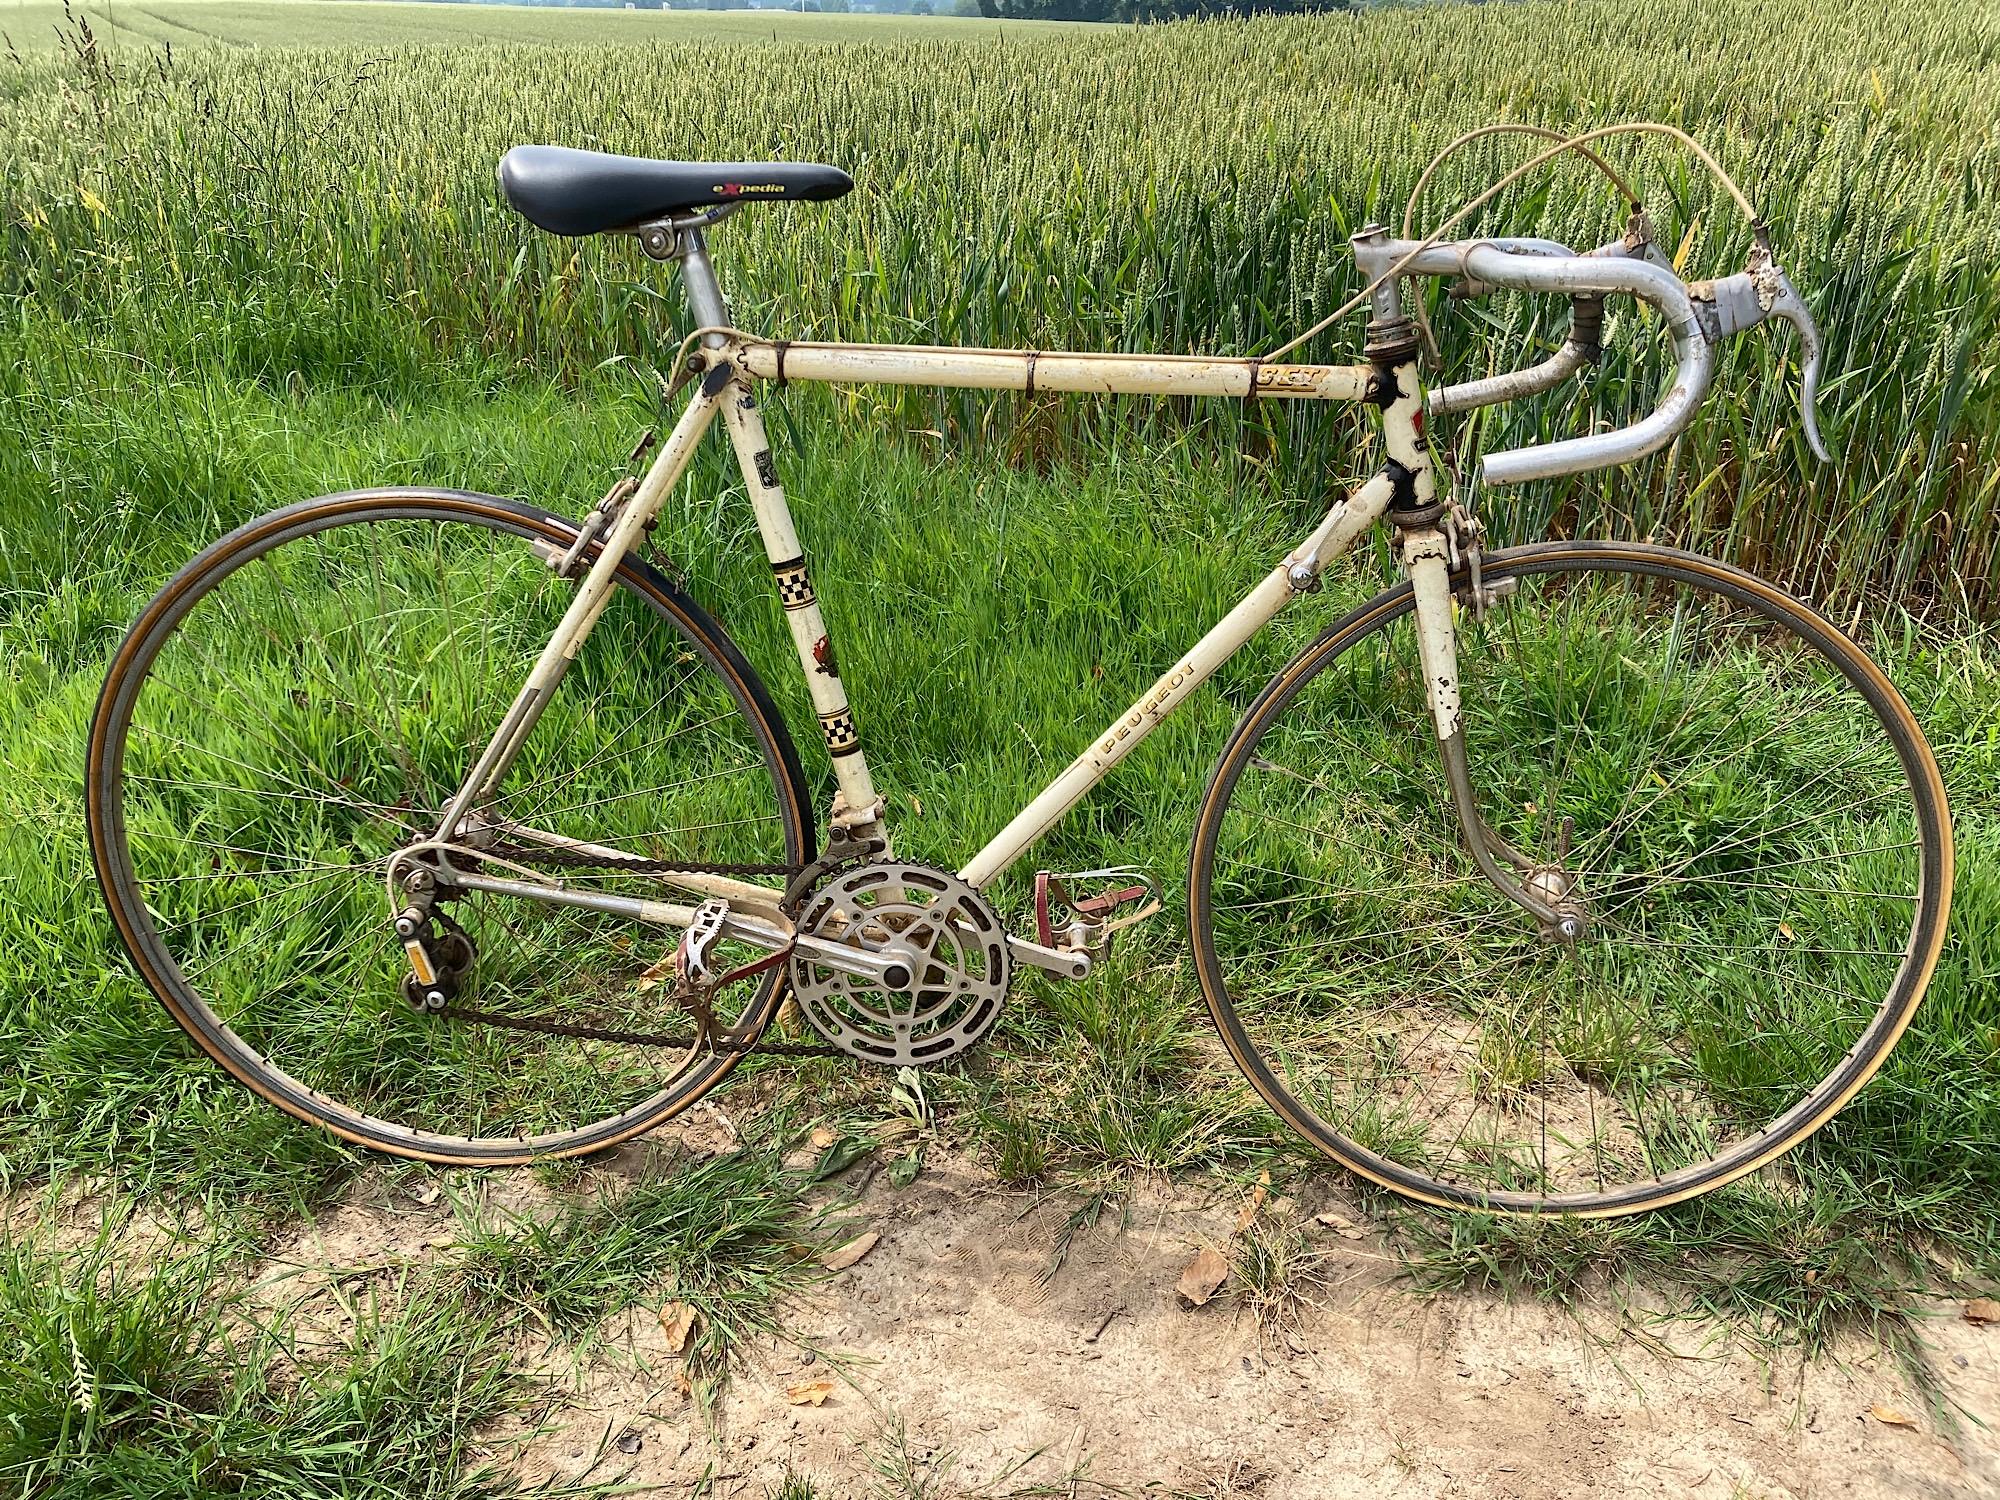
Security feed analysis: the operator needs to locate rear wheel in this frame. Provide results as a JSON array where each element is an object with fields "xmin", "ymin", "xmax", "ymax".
[
  {"xmin": 1191, "ymin": 542, "xmax": 1951, "ymax": 1216},
  {"xmin": 88, "ymin": 489, "xmax": 812, "ymax": 1164}
]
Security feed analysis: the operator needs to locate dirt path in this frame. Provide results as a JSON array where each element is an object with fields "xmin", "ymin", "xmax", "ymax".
[
  {"xmin": 19, "ymin": 1150, "xmax": 1995, "ymax": 1498},
  {"xmin": 433, "ymin": 1154, "xmax": 1992, "ymax": 1499}
]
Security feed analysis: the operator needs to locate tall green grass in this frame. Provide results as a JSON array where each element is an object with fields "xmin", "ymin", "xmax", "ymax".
[
  {"xmin": 0, "ymin": 0, "xmax": 1995, "ymax": 1378},
  {"xmin": 2, "ymin": 0, "xmax": 1996, "ymax": 610},
  {"xmin": 0, "ymin": 1232, "xmax": 518, "ymax": 1497}
]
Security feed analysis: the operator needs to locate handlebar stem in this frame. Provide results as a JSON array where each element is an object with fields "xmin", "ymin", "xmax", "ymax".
[{"xmin": 1358, "ymin": 235, "xmax": 1717, "ymax": 485}]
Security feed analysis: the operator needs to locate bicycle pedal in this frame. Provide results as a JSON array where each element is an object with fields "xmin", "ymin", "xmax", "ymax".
[{"xmin": 1034, "ymin": 867, "xmax": 1163, "ymax": 959}]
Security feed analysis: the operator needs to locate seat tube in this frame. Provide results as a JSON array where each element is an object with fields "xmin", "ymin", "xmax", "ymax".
[
  {"xmin": 675, "ymin": 231, "xmax": 884, "ymax": 835},
  {"xmin": 717, "ymin": 383, "xmax": 884, "ymax": 838}
]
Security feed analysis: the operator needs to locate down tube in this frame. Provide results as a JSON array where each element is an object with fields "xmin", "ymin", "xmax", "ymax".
[{"xmin": 958, "ymin": 476, "xmax": 1393, "ymax": 890}]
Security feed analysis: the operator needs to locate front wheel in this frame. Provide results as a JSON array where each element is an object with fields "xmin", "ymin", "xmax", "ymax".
[
  {"xmin": 1191, "ymin": 542, "xmax": 1951, "ymax": 1216},
  {"xmin": 88, "ymin": 490, "xmax": 813, "ymax": 1165}
]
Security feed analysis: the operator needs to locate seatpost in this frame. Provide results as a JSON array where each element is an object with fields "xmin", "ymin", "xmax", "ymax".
[{"xmin": 677, "ymin": 228, "xmax": 733, "ymax": 348}]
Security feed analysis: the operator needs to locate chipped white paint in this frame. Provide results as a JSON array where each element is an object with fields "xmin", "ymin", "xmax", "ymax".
[
  {"xmin": 735, "ymin": 341, "xmax": 1373, "ymax": 403},
  {"xmin": 1402, "ymin": 529, "xmax": 1464, "ymax": 743}
]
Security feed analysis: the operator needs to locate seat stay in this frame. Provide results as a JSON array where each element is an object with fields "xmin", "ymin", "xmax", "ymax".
[{"xmin": 432, "ymin": 381, "xmax": 728, "ymax": 841}]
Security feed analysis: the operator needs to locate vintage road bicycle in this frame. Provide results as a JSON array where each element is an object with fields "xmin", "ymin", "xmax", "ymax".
[{"xmin": 88, "ymin": 124, "xmax": 1953, "ymax": 1216}]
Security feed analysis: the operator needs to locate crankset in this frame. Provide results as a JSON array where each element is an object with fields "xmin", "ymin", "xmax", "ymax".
[{"xmin": 788, "ymin": 860, "xmax": 1011, "ymax": 1067}]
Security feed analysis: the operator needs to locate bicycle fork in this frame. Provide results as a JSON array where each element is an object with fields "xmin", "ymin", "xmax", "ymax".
[
  {"xmin": 1364, "ymin": 280, "xmax": 1586, "ymax": 947},
  {"xmin": 1402, "ymin": 528, "xmax": 1586, "ymax": 944}
]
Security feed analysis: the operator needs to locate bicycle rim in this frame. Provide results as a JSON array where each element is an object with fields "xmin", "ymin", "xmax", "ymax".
[
  {"xmin": 89, "ymin": 490, "xmax": 812, "ymax": 1163},
  {"xmin": 1191, "ymin": 542, "xmax": 1950, "ymax": 1216}
]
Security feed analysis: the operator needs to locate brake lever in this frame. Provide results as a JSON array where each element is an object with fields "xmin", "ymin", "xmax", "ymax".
[
  {"xmin": 1690, "ymin": 251, "xmax": 1833, "ymax": 466},
  {"xmin": 1765, "ymin": 269, "xmax": 1831, "ymax": 463}
]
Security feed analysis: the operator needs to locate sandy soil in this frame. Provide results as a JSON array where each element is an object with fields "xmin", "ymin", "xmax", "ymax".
[
  {"xmin": 456, "ymin": 1153, "xmax": 1992, "ymax": 1499},
  {"xmin": 20, "ymin": 1147, "xmax": 1994, "ymax": 1499}
]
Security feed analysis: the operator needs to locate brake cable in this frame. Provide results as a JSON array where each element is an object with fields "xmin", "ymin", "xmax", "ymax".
[
  {"xmin": 1404, "ymin": 124, "xmax": 1644, "ymax": 239},
  {"xmin": 1400, "ymin": 124, "xmax": 1639, "ymax": 368},
  {"xmin": 1261, "ymin": 121, "xmax": 1764, "ymax": 364}
]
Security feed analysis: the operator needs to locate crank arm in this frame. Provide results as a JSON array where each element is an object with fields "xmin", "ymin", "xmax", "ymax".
[
  {"xmin": 788, "ymin": 892, "xmax": 1092, "ymax": 983},
  {"xmin": 1007, "ymin": 931, "xmax": 1092, "ymax": 981}
]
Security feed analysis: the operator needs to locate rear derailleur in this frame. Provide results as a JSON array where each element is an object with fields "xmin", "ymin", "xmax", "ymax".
[{"xmin": 392, "ymin": 866, "xmax": 475, "ymax": 1014}]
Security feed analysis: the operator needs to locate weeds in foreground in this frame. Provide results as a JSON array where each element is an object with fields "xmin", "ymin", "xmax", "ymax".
[
  {"xmin": 453, "ymin": 1136, "xmax": 834, "ymax": 1385},
  {"xmin": 1231, "ymin": 1217, "xmax": 1335, "ymax": 1345},
  {"xmin": 0, "ymin": 1234, "xmax": 516, "ymax": 1498},
  {"xmin": 856, "ymin": 1416, "xmax": 1101, "ymax": 1500}
]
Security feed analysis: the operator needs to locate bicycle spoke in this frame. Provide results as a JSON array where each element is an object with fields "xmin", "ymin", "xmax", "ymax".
[
  {"xmin": 1198, "ymin": 550, "xmax": 1938, "ymax": 1210},
  {"xmin": 101, "ymin": 505, "xmax": 801, "ymax": 1151}
]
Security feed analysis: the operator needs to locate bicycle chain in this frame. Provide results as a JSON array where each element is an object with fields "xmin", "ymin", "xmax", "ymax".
[
  {"xmin": 433, "ymin": 1000, "xmax": 841, "ymax": 1058},
  {"xmin": 430, "ymin": 840, "xmax": 874, "ymax": 1060}
]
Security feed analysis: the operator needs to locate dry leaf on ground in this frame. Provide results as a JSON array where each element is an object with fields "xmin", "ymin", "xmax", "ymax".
[
  {"xmin": 1962, "ymin": 1297, "xmax": 2000, "ymax": 1325},
  {"xmin": 658, "ymin": 1300, "xmax": 698, "ymax": 1355},
  {"xmin": 1870, "ymin": 1405, "xmax": 1918, "ymax": 1427},
  {"xmin": 822, "ymin": 1230, "xmax": 881, "ymax": 1272},
  {"xmin": 1315, "ymin": 1210, "xmax": 1367, "ymax": 1240},
  {"xmin": 1176, "ymin": 1246, "xmax": 1229, "ymax": 1307},
  {"xmin": 786, "ymin": 1378, "xmax": 836, "ymax": 1406},
  {"xmin": 1232, "ymin": 1172, "xmax": 1271, "ymax": 1234}
]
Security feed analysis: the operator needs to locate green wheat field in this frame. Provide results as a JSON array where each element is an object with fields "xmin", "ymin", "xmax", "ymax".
[{"xmin": 2, "ymin": 0, "xmax": 1998, "ymax": 1491}]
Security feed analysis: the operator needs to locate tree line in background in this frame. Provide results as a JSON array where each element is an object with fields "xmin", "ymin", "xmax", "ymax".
[
  {"xmin": 975, "ymin": 0, "xmax": 1350, "ymax": 15},
  {"xmin": 432, "ymin": 0, "xmax": 1352, "ymax": 16}
]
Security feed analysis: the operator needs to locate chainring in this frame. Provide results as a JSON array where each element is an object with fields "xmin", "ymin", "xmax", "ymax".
[{"xmin": 788, "ymin": 860, "xmax": 1011, "ymax": 1067}]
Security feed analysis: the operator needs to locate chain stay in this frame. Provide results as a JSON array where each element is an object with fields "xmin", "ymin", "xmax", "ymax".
[{"xmin": 429, "ymin": 837, "xmax": 882, "ymax": 1059}]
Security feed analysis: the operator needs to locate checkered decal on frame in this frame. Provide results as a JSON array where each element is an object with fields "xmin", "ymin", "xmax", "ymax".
[
  {"xmin": 774, "ymin": 559, "xmax": 815, "ymax": 611},
  {"xmin": 819, "ymin": 709, "xmax": 860, "ymax": 757}
]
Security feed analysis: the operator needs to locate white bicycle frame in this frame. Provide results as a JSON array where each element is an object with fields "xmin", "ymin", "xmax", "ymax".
[{"xmin": 432, "ymin": 212, "xmax": 1785, "ymax": 976}]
